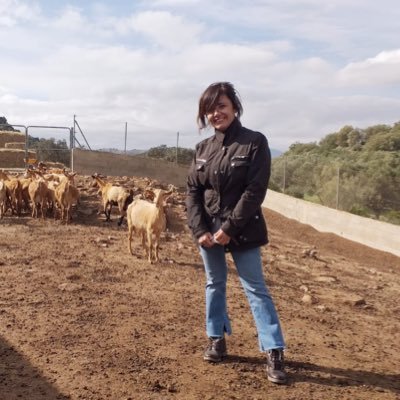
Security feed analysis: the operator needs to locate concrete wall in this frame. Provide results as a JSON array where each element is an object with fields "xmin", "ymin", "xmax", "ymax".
[
  {"xmin": 263, "ymin": 190, "xmax": 400, "ymax": 257},
  {"xmin": 72, "ymin": 148, "xmax": 189, "ymax": 189}
]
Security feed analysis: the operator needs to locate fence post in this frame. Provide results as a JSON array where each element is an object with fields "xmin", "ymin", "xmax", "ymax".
[
  {"xmin": 336, "ymin": 165, "xmax": 340, "ymax": 209},
  {"xmin": 176, "ymin": 131, "xmax": 179, "ymax": 164},
  {"xmin": 70, "ymin": 128, "xmax": 74, "ymax": 171},
  {"xmin": 282, "ymin": 156, "xmax": 287, "ymax": 193},
  {"xmin": 24, "ymin": 126, "xmax": 29, "ymax": 168},
  {"xmin": 124, "ymin": 122, "xmax": 128, "ymax": 154}
]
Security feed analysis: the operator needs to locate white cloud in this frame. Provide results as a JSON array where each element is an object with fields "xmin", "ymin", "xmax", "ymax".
[
  {"xmin": 338, "ymin": 49, "xmax": 400, "ymax": 86},
  {"xmin": 147, "ymin": 0, "xmax": 199, "ymax": 5},
  {"xmin": 119, "ymin": 11, "xmax": 204, "ymax": 49},
  {"xmin": 51, "ymin": 6, "xmax": 86, "ymax": 29},
  {"xmin": 0, "ymin": 0, "xmax": 40, "ymax": 26}
]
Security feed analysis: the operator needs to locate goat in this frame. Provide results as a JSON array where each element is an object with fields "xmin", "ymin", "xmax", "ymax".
[
  {"xmin": 127, "ymin": 188, "xmax": 172, "ymax": 263},
  {"xmin": 19, "ymin": 176, "xmax": 33, "ymax": 213},
  {"xmin": 92, "ymin": 173, "xmax": 133, "ymax": 226},
  {"xmin": 46, "ymin": 180, "xmax": 59, "ymax": 216},
  {"xmin": 54, "ymin": 173, "xmax": 79, "ymax": 223},
  {"xmin": 0, "ymin": 171, "xmax": 9, "ymax": 180},
  {"xmin": 4, "ymin": 177, "xmax": 22, "ymax": 216},
  {"xmin": 0, "ymin": 180, "xmax": 6, "ymax": 219},
  {"xmin": 28, "ymin": 178, "xmax": 48, "ymax": 218}
]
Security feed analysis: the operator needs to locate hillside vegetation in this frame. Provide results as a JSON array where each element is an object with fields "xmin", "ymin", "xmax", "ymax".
[{"xmin": 270, "ymin": 122, "xmax": 400, "ymax": 224}]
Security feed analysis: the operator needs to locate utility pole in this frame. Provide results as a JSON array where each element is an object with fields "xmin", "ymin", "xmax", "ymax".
[
  {"xmin": 124, "ymin": 122, "xmax": 128, "ymax": 154},
  {"xmin": 176, "ymin": 131, "xmax": 179, "ymax": 164},
  {"xmin": 73, "ymin": 115, "xmax": 76, "ymax": 150}
]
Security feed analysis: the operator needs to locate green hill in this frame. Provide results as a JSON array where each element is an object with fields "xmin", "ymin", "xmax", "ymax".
[{"xmin": 270, "ymin": 122, "xmax": 400, "ymax": 225}]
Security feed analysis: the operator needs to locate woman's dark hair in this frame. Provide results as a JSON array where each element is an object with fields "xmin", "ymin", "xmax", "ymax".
[{"xmin": 197, "ymin": 82, "xmax": 243, "ymax": 129}]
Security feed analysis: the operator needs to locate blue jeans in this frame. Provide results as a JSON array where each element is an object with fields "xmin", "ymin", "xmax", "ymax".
[{"xmin": 199, "ymin": 245, "xmax": 285, "ymax": 352}]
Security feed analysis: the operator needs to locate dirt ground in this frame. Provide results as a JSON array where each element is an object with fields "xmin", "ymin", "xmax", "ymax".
[{"xmin": 0, "ymin": 174, "xmax": 399, "ymax": 400}]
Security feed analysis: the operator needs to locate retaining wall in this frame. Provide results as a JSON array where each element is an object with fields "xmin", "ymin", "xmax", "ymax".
[{"xmin": 263, "ymin": 191, "xmax": 400, "ymax": 257}]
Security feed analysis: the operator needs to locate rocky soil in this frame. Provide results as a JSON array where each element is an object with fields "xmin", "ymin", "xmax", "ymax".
[{"xmin": 0, "ymin": 174, "xmax": 399, "ymax": 400}]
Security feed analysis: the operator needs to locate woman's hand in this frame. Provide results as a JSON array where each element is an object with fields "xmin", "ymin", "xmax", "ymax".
[
  {"xmin": 213, "ymin": 229, "xmax": 231, "ymax": 246},
  {"xmin": 198, "ymin": 232, "xmax": 215, "ymax": 248}
]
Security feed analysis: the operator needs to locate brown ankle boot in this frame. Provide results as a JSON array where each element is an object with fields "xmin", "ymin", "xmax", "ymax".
[
  {"xmin": 203, "ymin": 337, "xmax": 227, "ymax": 362},
  {"xmin": 266, "ymin": 349, "xmax": 287, "ymax": 384}
]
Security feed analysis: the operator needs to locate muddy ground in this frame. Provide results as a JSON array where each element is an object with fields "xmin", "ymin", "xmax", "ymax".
[{"xmin": 0, "ymin": 175, "xmax": 399, "ymax": 400}]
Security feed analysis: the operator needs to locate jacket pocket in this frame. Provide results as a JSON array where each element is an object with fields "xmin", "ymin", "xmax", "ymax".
[
  {"xmin": 230, "ymin": 155, "xmax": 250, "ymax": 168},
  {"xmin": 229, "ymin": 155, "xmax": 250, "ymax": 181},
  {"xmin": 196, "ymin": 158, "xmax": 207, "ymax": 171},
  {"xmin": 237, "ymin": 212, "xmax": 266, "ymax": 243}
]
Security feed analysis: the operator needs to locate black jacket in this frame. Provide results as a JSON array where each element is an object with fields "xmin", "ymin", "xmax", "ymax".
[{"xmin": 186, "ymin": 118, "xmax": 271, "ymax": 251}]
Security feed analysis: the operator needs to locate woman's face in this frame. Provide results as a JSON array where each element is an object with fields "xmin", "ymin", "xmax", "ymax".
[{"xmin": 206, "ymin": 94, "xmax": 236, "ymax": 132}]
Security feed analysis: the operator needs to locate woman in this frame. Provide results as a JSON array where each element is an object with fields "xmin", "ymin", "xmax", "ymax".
[{"xmin": 186, "ymin": 82, "xmax": 287, "ymax": 384}]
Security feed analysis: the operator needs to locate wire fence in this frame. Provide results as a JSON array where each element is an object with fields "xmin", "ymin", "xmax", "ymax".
[{"xmin": 270, "ymin": 154, "xmax": 400, "ymax": 224}]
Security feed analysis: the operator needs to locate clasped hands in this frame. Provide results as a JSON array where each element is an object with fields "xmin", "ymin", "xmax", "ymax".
[{"xmin": 198, "ymin": 229, "xmax": 231, "ymax": 248}]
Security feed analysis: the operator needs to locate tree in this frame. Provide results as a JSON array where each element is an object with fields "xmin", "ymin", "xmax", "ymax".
[
  {"xmin": 364, "ymin": 131, "xmax": 400, "ymax": 152},
  {"xmin": 363, "ymin": 124, "xmax": 391, "ymax": 141},
  {"xmin": 336, "ymin": 125, "xmax": 354, "ymax": 147},
  {"xmin": 146, "ymin": 145, "xmax": 195, "ymax": 165},
  {"xmin": 29, "ymin": 136, "xmax": 70, "ymax": 166},
  {"xmin": 319, "ymin": 133, "xmax": 338, "ymax": 151},
  {"xmin": 0, "ymin": 116, "xmax": 18, "ymax": 131},
  {"xmin": 270, "ymin": 121, "xmax": 400, "ymax": 224}
]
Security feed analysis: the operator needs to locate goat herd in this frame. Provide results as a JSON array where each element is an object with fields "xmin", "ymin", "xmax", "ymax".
[{"xmin": 0, "ymin": 165, "xmax": 182, "ymax": 264}]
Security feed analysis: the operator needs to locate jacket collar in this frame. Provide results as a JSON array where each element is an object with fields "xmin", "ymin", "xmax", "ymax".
[{"xmin": 214, "ymin": 117, "xmax": 242, "ymax": 144}]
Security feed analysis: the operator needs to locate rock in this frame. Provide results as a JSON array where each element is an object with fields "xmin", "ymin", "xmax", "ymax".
[
  {"xmin": 315, "ymin": 275, "xmax": 337, "ymax": 283},
  {"xmin": 302, "ymin": 247, "xmax": 318, "ymax": 258},
  {"xmin": 316, "ymin": 305, "xmax": 331, "ymax": 312},
  {"xmin": 302, "ymin": 294, "xmax": 317, "ymax": 304},
  {"xmin": 354, "ymin": 298, "xmax": 366, "ymax": 306},
  {"xmin": 344, "ymin": 297, "xmax": 366, "ymax": 307},
  {"xmin": 167, "ymin": 383, "xmax": 177, "ymax": 393},
  {"xmin": 58, "ymin": 282, "xmax": 83, "ymax": 292},
  {"xmin": 309, "ymin": 249, "xmax": 318, "ymax": 258}
]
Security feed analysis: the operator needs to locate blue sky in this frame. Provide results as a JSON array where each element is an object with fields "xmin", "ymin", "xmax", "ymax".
[{"xmin": 1, "ymin": 0, "xmax": 399, "ymax": 151}]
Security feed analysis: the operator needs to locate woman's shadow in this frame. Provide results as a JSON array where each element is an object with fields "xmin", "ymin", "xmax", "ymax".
[
  {"xmin": 224, "ymin": 355, "xmax": 400, "ymax": 394},
  {"xmin": 0, "ymin": 335, "xmax": 70, "ymax": 399}
]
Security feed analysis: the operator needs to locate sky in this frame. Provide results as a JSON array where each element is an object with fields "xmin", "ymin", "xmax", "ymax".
[{"xmin": 1, "ymin": 0, "xmax": 400, "ymax": 152}]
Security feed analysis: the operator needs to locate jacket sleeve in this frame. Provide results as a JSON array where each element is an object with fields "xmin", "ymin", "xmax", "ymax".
[
  {"xmin": 186, "ymin": 150, "xmax": 209, "ymax": 239},
  {"xmin": 221, "ymin": 133, "xmax": 271, "ymax": 238}
]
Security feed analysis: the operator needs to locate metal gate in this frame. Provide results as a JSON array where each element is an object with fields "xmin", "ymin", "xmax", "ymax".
[{"xmin": 0, "ymin": 117, "xmax": 90, "ymax": 171}]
